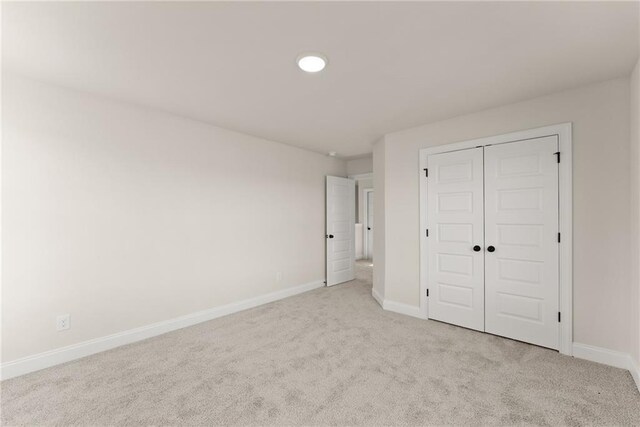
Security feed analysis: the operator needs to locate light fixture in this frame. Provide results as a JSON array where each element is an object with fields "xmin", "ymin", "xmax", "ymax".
[{"xmin": 297, "ymin": 53, "xmax": 327, "ymax": 73}]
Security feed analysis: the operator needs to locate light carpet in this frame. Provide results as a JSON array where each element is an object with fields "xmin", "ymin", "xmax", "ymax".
[{"xmin": 1, "ymin": 261, "xmax": 639, "ymax": 425}]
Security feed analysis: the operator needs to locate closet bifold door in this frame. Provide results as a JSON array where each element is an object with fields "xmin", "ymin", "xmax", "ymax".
[
  {"xmin": 483, "ymin": 136, "xmax": 560, "ymax": 350},
  {"xmin": 427, "ymin": 147, "xmax": 485, "ymax": 332}
]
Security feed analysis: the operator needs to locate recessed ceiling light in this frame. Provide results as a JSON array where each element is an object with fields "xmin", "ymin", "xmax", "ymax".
[{"xmin": 297, "ymin": 53, "xmax": 327, "ymax": 73}]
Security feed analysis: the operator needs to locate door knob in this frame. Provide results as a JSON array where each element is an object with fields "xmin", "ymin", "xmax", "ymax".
[
  {"xmin": 473, "ymin": 245, "xmax": 481, "ymax": 252},
  {"xmin": 367, "ymin": 227, "xmax": 371, "ymax": 230},
  {"xmin": 327, "ymin": 234, "xmax": 334, "ymax": 239},
  {"xmin": 487, "ymin": 245, "xmax": 496, "ymax": 252}
]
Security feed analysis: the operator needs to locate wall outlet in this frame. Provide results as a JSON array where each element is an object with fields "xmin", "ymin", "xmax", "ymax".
[
  {"xmin": 56, "ymin": 314, "xmax": 70, "ymax": 331},
  {"xmin": 276, "ymin": 271, "xmax": 282, "ymax": 283}
]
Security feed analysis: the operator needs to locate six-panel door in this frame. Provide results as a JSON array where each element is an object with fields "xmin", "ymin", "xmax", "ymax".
[
  {"xmin": 427, "ymin": 147, "xmax": 485, "ymax": 332},
  {"xmin": 484, "ymin": 136, "xmax": 559, "ymax": 349},
  {"xmin": 426, "ymin": 137, "xmax": 559, "ymax": 349}
]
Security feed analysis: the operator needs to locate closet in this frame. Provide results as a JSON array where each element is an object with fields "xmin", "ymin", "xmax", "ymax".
[{"xmin": 426, "ymin": 136, "xmax": 559, "ymax": 349}]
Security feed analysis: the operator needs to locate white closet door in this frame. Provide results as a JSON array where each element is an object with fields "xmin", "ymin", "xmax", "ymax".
[
  {"xmin": 326, "ymin": 176, "xmax": 356, "ymax": 286},
  {"xmin": 484, "ymin": 136, "xmax": 559, "ymax": 349},
  {"xmin": 427, "ymin": 147, "xmax": 485, "ymax": 331}
]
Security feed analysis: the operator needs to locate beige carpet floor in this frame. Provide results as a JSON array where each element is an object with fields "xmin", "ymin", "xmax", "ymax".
[{"xmin": 1, "ymin": 261, "xmax": 639, "ymax": 425}]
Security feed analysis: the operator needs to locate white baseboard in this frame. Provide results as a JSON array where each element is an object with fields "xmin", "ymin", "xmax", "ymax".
[
  {"xmin": 572, "ymin": 343, "xmax": 631, "ymax": 369},
  {"xmin": 630, "ymin": 358, "xmax": 640, "ymax": 392},
  {"xmin": 371, "ymin": 288, "xmax": 384, "ymax": 307},
  {"xmin": 573, "ymin": 343, "xmax": 640, "ymax": 392},
  {"xmin": 0, "ymin": 279, "xmax": 324, "ymax": 381},
  {"xmin": 382, "ymin": 300, "xmax": 424, "ymax": 319},
  {"xmin": 370, "ymin": 290, "xmax": 423, "ymax": 319}
]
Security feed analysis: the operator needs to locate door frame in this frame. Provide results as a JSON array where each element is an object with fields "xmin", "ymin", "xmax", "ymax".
[
  {"xmin": 348, "ymin": 172, "xmax": 374, "ymax": 260},
  {"xmin": 363, "ymin": 188, "xmax": 374, "ymax": 259},
  {"xmin": 418, "ymin": 123, "xmax": 573, "ymax": 355}
]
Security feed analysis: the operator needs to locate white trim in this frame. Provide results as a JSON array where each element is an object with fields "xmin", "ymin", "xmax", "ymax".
[
  {"xmin": 419, "ymin": 123, "xmax": 573, "ymax": 355},
  {"xmin": 557, "ymin": 124, "xmax": 573, "ymax": 356},
  {"xmin": 0, "ymin": 279, "xmax": 324, "ymax": 381},
  {"xmin": 631, "ymin": 358, "xmax": 640, "ymax": 392},
  {"xmin": 370, "ymin": 290, "xmax": 423, "ymax": 319},
  {"xmin": 573, "ymin": 343, "xmax": 632, "ymax": 369},
  {"xmin": 382, "ymin": 300, "xmax": 423, "ymax": 319},
  {"xmin": 371, "ymin": 288, "xmax": 384, "ymax": 307},
  {"xmin": 573, "ymin": 343, "xmax": 640, "ymax": 392}
]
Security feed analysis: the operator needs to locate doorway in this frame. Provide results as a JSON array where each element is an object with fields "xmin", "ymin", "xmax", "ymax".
[
  {"xmin": 364, "ymin": 189, "xmax": 374, "ymax": 260},
  {"xmin": 349, "ymin": 173, "xmax": 374, "ymax": 262}
]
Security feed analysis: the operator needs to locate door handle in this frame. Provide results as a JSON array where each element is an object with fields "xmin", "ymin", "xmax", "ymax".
[
  {"xmin": 487, "ymin": 245, "xmax": 496, "ymax": 252},
  {"xmin": 367, "ymin": 227, "xmax": 371, "ymax": 230},
  {"xmin": 473, "ymin": 245, "xmax": 481, "ymax": 252},
  {"xmin": 326, "ymin": 234, "xmax": 334, "ymax": 239}
]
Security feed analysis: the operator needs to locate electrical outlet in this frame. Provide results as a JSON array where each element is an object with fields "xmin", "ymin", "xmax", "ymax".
[
  {"xmin": 56, "ymin": 314, "xmax": 70, "ymax": 331},
  {"xmin": 276, "ymin": 271, "xmax": 282, "ymax": 283}
]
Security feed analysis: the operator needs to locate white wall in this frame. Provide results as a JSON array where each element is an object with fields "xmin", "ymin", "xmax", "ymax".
[
  {"xmin": 631, "ymin": 58, "xmax": 640, "ymax": 367},
  {"xmin": 375, "ymin": 77, "xmax": 632, "ymax": 354},
  {"xmin": 372, "ymin": 139, "xmax": 386, "ymax": 299},
  {"xmin": 1, "ymin": 74, "xmax": 346, "ymax": 363},
  {"xmin": 346, "ymin": 156, "xmax": 373, "ymax": 176}
]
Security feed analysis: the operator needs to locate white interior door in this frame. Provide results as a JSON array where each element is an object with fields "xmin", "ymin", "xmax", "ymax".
[
  {"xmin": 427, "ymin": 147, "xmax": 485, "ymax": 331},
  {"xmin": 326, "ymin": 176, "xmax": 356, "ymax": 286},
  {"xmin": 366, "ymin": 191, "xmax": 374, "ymax": 260},
  {"xmin": 484, "ymin": 136, "xmax": 559, "ymax": 349}
]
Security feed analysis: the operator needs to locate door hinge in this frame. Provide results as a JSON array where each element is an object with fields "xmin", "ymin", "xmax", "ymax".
[
  {"xmin": 558, "ymin": 232, "xmax": 561, "ymax": 243},
  {"xmin": 426, "ymin": 289, "xmax": 429, "ymax": 297},
  {"xmin": 558, "ymin": 312, "xmax": 561, "ymax": 323},
  {"xmin": 423, "ymin": 168, "xmax": 428, "ymax": 178},
  {"xmin": 426, "ymin": 229, "xmax": 429, "ymax": 237},
  {"xmin": 554, "ymin": 152, "xmax": 560, "ymax": 163}
]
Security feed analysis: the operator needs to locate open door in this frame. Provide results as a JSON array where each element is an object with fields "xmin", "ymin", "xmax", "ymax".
[{"xmin": 326, "ymin": 176, "xmax": 355, "ymax": 286}]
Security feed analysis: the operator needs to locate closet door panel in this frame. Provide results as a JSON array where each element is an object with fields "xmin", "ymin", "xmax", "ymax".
[
  {"xmin": 484, "ymin": 136, "xmax": 559, "ymax": 349},
  {"xmin": 427, "ymin": 147, "xmax": 485, "ymax": 331}
]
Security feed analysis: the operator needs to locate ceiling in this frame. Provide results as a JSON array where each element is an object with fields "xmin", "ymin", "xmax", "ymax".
[{"xmin": 3, "ymin": 1, "xmax": 639, "ymax": 157}]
